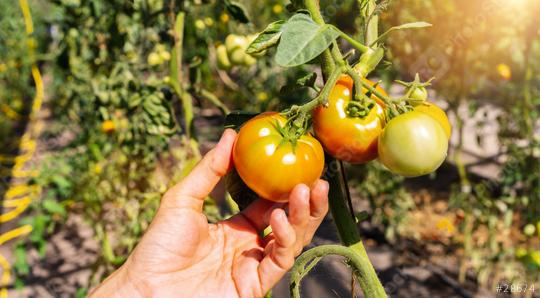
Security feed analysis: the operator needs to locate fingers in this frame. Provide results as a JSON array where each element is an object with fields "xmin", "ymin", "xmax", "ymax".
[
  {"xmin": 287, "ymin": 184, "xmax": 311, "ymax": 255},
  {"xmin": 257, "ymin": 181, "xmax": 329, "ymax": 293},
  {"xmin": 229, "ymin": 199, "xmax": 285, "ymax": 232},
  {"xmin": 163, "ymin": 129, "xmax": 237, "ymax": 211},
  {"xmin": 303, "ymin": 179, "xmax": 329, "ymax": 245},
  {"xmin": 263, "ymin": 180, "xmax": 329, "ymax": 248},
  {"xmin": 257, "ymin": 209, "xmax": 296, "ymax": 293}
]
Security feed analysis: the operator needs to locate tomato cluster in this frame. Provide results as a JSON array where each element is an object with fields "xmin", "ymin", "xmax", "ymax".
[
  {"xmin": 231, "ymin": 75, "xmax": 452, "ymax": 201},
  {"xmin": 216, "ymin": 34, "xmax": 259, "ymax": 70}
]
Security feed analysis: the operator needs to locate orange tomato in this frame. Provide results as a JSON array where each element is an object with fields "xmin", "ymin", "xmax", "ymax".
[
  {"xmin": 233, "ymin": 112, "xmax": 325, "ymax": 202},
  {"xmin": 312, "ymin": 75, "xmax": 386, "ymax": 163}
]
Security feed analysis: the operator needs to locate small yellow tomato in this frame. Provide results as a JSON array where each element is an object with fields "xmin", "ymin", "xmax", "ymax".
[
  {"xmin": 195, "ymin": 19, "xmax": 206, "ymax": 30},
  {"xmin": 147, "ymin": 52, "xmax": 162, "ymax": 66},
  {"xmin": 204, "ymin": 17, "xmax": 214, "ymax": 27},
  {"xmin": 497, "ymin": 63, "xmax": 512, "ymax": 80},
  {"xmin": 220, "ymin": 13, "xmax": 229, "ymax": 23},
  {"xmin": 159, "ymin": 50, "xmax": 171, "ymax": 61},
  {"xmin": 272, "ymin": 4, "xmax": 283, "ymax": 14},
  {"xmin": 101, "ymin": 120, "xmax": 116, "ymax": 134}
]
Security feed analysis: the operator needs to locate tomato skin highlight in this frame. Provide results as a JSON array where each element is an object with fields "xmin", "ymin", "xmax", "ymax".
[
  {"xmin": 232, "ymin": 112, "xmax": 325, "ymax": 202},
  {"xmin": 313, "ymin": 75, "xmax": 386, "ymax": 163},
  {"xmin": 414, "ymin": 102, "xmax": 452, "ymax": 139},
  {"xmin": 378, "ymin": 111, "xmax": 448, "ymax": 177}
]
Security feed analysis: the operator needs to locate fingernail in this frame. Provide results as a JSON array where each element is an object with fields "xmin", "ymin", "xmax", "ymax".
[
  {"xmin": 264, "ymin": 203, "xmax": 285, "ymax": 223},
  {"xmin": 297, "ymin": 184, "xmax": 309, "ymax": 199},
  {"xmin": 277, "ymin": 209, "xmax": 287, "ymax": 221}
]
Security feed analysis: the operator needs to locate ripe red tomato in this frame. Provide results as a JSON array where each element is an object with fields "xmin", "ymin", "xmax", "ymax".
[
  {"xmin": 312, "ymin": 75, "xmax": 386, "ymax": 163},
  {"xmin": 378, "ymin": 111, "xmax": 448, "ymax": 177},
  {"xmin": 233, "ymin": 112, "xmax": 325, "ymax": 202}
]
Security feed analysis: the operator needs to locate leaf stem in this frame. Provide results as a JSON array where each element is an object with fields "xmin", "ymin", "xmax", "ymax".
[{"xmin": 332, "ymin": 26, "xmax": 370, "ymax": 54}]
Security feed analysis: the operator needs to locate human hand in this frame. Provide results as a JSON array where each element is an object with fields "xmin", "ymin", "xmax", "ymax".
[{"xmin": 90, "ymin": 129, "xmax": 329, "ymax": 298}]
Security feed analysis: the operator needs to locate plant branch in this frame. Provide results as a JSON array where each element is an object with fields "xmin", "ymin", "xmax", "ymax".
[
  {"xmin": 294, "ymin": 67, "xmax": 343, "ymax": 115},
  {"xmin": 345, "ymin": 66, "xmax": 391, "ymax": 104},
  {"xmin": 290, "ymin": 244, "xmax": 387, "ymax": 298}
]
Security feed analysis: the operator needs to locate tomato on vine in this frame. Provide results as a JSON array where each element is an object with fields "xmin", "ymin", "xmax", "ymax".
[
  {"xmin": 233, "ymin": 112, "xmax": 325, "ymax": 202},
  {"xmin": 378, "ymin": 111, "xmax": 448, "ymax": 177},
  {"xmin": 409, "ymin": 86, "xmax": 428, "ymax": 103},
  {"xmin": 414, "ymin": 102, "xmax": 452, "ymax": 138},
  {"xmin": 312, "ymin": 75, "xmax": 386, "ymax": 163}
]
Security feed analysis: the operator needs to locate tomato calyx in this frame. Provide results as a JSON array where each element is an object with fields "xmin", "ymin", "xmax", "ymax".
[
  {"xmin": 396, "ymin": 73, "xmax": 434, "ymax": 106},
  {"xmin": 273, "ymin": 115, "xmax": 309, "ymax": 150},
  {"xmin": 346, "ymin": 100, "xmax": 376, "ymax": 118}
]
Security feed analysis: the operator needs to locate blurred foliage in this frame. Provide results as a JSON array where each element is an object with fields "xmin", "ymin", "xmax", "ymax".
[{"xmin": 1, "ymin": 0, "xmax": 539, "ymax": 293}]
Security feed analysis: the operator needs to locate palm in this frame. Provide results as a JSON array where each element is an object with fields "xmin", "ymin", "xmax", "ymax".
[{"xmin": 131, "ymin": 207, "xmax": 266, "ymax": 297}]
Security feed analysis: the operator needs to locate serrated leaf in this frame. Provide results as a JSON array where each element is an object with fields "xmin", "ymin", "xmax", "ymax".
[
  {"xmin": 275, "ymin": 14, "xmax": 340, "ymax": 67},
  {"xmin": 246, "ymin": 20, "xmax": 285, "ymax": 54},
  {"xmin": 225, "ymin": 1, "xmax": 250, "ymax": 23}
]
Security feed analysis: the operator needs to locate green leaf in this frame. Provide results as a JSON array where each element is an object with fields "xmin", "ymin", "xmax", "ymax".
[
  {"xmin": 224, "ymin": 111, "xmax": 259, "ymax": 130},
  {"xmin": 275, "ymin": 14, "xmax": 340, "ymax": 67},
  {"xmin": 225, "ymin": 1, "xmax": 250, "ymax": 23},
  {"xmin": 14, "ymin": 244, "xmax": 30, "ymax": 275},
  {"xmin": 372, "ymin": 21, "xmax": 432, "ymax": 45},
  {"xmin": 75, "ymin": 288, "xmax": 88, "ymax": 298},
  {"xmin": 43, "ymin": 199, "xmax": 67, "ymax": 216},
  {"xmin": 246, "ymin": 20, "xmax": 285, "ymax": 54}
]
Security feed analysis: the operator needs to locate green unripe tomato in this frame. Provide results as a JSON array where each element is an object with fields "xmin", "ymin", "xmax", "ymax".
[
  {"xmin": 524, "ymin": 224, "xmax": 536, "ymax": 236},
  {"xmin": 409, "ymin": 86, "xmax": 428, "ymax": 105},
  {"xmin": 147, "ymin": 52, "xmax": 162, "ymax": 66},
  {"xmin": 378, "ymin": 111, "xmax": 448, "ymax": 177},
  {"xmin": 229, "ymin": 48, "xmax": 246, "ymax": 65},
  {"xmin": 244, "ymin": 54, "xmax": 257, "ymax": 66},
  {"xmin": 216, "ymin": 44, "xmax": 232, "ymax": 70},
  {"xmin": 225, "ymin": 34, "xmax": 248, "ymax": 53}
]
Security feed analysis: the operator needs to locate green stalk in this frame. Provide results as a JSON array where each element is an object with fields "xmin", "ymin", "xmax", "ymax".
[
  {"xmin": 364, "ymin": 0, "xmax": 379, "ymax": 47},
  {"xmin": 345, "ymin": 66, "xmax": 390, "ymax": 104},
  {"xmin": 302, "ymin": 0, "xmax": 335, "ymax": 79},
  {"xmin": 332, "ymin": 26, "xmax": 370, "ymax": 54},
  {"xmin": 326, "ymin": 157, "xmax": 361, "ymax": 246},
  {"xmin": 290, "ymin": 244, "xmax": 386, "ymax": 298},
  {"xmin": 170, "ymin": 11, "xmax": 195, "ymax": 140},
  {"xmin": 296, "ymin": 67, "xmax": 343, "ymax": 114}
]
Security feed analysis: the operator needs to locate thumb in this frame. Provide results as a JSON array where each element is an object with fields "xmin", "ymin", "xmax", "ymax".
[{"xmin": 163, "ymin": 129, "xmax": 237, "ymax": 211}]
